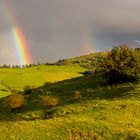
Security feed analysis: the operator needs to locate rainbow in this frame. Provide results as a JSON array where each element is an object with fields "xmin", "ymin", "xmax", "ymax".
[
  {"xmin": 2, "ymin": 1, "xmax": 32, "ymax": 65},
  {"xmin": 80, "ymin": 38, "xmax": 94, "ymax": 55},
  {"xmin": 79, "ymin": 28, "xmax": 94, "ymax": 55}
]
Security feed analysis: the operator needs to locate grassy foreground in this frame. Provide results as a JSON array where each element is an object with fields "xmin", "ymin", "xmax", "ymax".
[{"xmin": 0, "ymin": 64, "xmax": 140, "ymax": 139}]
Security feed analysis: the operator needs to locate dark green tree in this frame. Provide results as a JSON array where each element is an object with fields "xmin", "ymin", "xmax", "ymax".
[{"xmin": 100, "ymin": 44, "xmax": 138, "ymax": 84}]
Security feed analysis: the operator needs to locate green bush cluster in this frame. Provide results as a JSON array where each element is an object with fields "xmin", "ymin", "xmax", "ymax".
[{"xmin": 100, "ymin": 45, "xmax": 138, "ymax": 84}]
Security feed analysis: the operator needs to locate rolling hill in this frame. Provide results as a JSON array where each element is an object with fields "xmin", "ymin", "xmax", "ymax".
[{"xmin": 0, "ymin": 51, "xmax": 140, "ymax": 139}]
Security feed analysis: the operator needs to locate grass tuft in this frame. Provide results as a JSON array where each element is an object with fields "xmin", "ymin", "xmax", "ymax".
[{"xmin": 42, "ymin": 95, "xmax": 60, "ymax": 108}]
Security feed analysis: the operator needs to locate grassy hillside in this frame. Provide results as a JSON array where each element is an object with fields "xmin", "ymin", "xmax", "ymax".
[
  {"xmin": 0, "ymin": 64, "xmax": 85, "ymax": 98},
  {"xmin": 66, "ymin": 52, "xmax": 106, "ymax": 63},
  {"xmin": 0, "ymin": 51, "xmax": 140, "ymax": 139},
  {"xmin": 65, "ymin": 50, "xmax": 140, "ymax": 65},
  {"xmin": 57, "ymin": 50, "xmax": 140, "ymax": 71}
]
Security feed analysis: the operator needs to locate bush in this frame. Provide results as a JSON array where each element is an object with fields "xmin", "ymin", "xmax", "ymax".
[
  {"xmin": 23, "ymin": 85, "xmax": 32, "ymax": 95},
  {"xmin": 6, "ymin": 94, "xmax": 25, "ymax": 111},
  {"xmin": 43, "ymin": 82, "xmax": 51, "ymax": 87},
  {"xmin": 42, "ymin": 96, "xmax": 60, "ymax": 107},
  {"xmin": 100, "ymin": 45, "xmax": 138, "ymax": 84}
]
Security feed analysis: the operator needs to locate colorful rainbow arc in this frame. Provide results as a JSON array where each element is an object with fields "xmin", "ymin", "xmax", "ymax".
[
  {"xmin": 2, "ymin": 2, "xmax": 32, "ymax": 65},
  {"xmin": 79, "ymin": 28, "xmax": 94, "ymax": 55}
]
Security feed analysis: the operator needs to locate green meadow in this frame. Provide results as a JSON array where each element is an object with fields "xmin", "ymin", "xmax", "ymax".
[
  {"xmin": 0, "ymin": 64, "xmax": 85, "ymax": 98},
  {"xmin": 0, "ymin": 52, "xmax": 140, "ymax": 140}
]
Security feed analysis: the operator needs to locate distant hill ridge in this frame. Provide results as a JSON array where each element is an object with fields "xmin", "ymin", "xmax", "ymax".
[
  {"xmin": 56, "ymin": 52, "xmax": 107, "ymax": 65},
  {"xmin": 56, "ymin": 49, "xmax": 140, "ymax": 66}
]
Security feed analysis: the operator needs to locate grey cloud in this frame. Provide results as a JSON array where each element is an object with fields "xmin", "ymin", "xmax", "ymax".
[
  {"xmin": 0, "ymin": 0, "xmax": 140, "ymax": 64},
  {"xmin": 134, "ymin": 40, "xmax": 140, "ymax": 44},
  {"xmin": 0, "ymin": 30, "xmax": 18, "ymax": 64}
]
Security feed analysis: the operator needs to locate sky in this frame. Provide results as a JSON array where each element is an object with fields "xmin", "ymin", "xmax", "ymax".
[{"xmin": 0, "ymin": 0, "xmax": 140, "ymax": 64}]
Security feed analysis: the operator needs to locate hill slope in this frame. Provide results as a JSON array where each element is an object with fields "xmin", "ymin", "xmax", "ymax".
[
  {"xmin": 0, "ymin": 64, "xmax": 85, "ymax": 98},
  {"xmin": 0, "ymin": 51, "xmax": 140, "ymax": 139}
]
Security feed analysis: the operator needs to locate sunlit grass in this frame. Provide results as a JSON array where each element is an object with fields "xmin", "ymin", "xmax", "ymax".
[
  {"xmin": 0, "ymin": 64, "xmax": 85, "ymax": 98},
  {"xmin": 0, "ymin": 63, "xmax": 140, "ymax": 139}
]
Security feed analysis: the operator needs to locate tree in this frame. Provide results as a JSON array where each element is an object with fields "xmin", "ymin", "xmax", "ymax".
[
  {"xmin": 135, "ymin": 48, "xmax": 140, "ymax": 51},
  {"xmin": 100, "ymin": 44, "xmax": 138, "ymax": 84}
]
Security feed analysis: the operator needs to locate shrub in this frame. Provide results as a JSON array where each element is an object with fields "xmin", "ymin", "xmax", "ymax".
[
  {"xmin": 43, "ymin": 82, "xmax": 51, "ymax": 87},
  {"xmin": 99, "ymin": 44, "xmax": 138, "ymax": 84},
  {"xmin": 135, "ymin": 51, "xmax": 140, "ymax": 74},
  {"xmin": 82, "ymin": 70, "xmax": 94, "ymax": 75},
  {"xmin": 6, "ymin": 94, "xmax": 25, "ymax": 111},
  {"xmin": 23, "ymin": 85, "xmax": 32, "ymax": 95},
  {"xmin": 42, "ymin": 96, "xmax": 60, "ymax": 107},
  {"xmin": 74, "ymin": 90, "xmax": 81, "ymax": 100}
]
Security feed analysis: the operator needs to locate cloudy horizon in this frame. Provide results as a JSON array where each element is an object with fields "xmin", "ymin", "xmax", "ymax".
[{"xmin": 0, "ymin": 0, "xmax": 140, "ymax": 65}]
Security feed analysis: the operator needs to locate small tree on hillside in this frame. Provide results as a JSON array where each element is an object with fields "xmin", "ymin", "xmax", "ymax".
[{"xmin": 100, "ymin": 44, "xmax": 138, "ymax": 84}]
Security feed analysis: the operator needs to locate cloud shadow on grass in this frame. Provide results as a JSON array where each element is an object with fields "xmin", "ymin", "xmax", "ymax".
[{"xmin": 0, "ymin": 73, "xmax": 137, "ymax": 122}]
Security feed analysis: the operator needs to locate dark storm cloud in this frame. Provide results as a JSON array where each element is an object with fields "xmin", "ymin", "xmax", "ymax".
[{"xmin": 0, "ymin": 0, "xmax": 140, "ymax": 64}]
